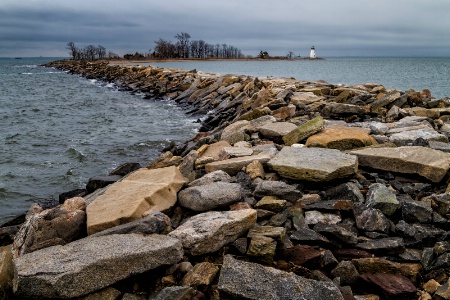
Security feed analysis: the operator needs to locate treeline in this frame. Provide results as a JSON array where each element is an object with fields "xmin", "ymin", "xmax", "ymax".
[
  {"xmin": 66, "ymin": 42, "xmax": 120, "ymax": 60},
  {"xmin": 66, "ymin": 32, "xmax": 245, "ymax": 61},
  {"xmin": 152, "ymin": 32, "xmax": 245, "ymax": 59}
]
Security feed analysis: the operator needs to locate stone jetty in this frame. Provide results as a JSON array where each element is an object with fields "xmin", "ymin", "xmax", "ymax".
[{"xmin": 2, "ymin": 59, "xmax": 450, "ymax": 299}]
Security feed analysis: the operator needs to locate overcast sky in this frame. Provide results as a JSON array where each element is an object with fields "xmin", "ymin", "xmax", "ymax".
[{"xmin": 1, "ymin": 0, "xmax": 449, "ymax": 58}]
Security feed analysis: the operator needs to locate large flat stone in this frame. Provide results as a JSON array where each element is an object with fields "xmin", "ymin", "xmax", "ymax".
[
  {"xmin": 306, "ymin": 126, "xmax": 378, "ymax": 150},
  {"xmin": 169, "ymin": 209, "xmax": 256, "ymax": 255},
  {"xmin": 13, "ymin": 234, "xmax": 183, "ymax": 299},
  {"xmin": 350, "ymin": 146, "xmax": 450, "ymax": 182},
  {"xmin": 86, "ymin": 166, "xmax": 187, "ymax": 235},
  {"xmin": 218, "ymin": 255, "xmax": 344, "ymax": 300},
  {"xmin": 205, "ymin": 154, "xmax": 272, "ymax": 175},
  {"xmin": 268, "ymin": 147, "xmax": 358, "ymax": 181}
]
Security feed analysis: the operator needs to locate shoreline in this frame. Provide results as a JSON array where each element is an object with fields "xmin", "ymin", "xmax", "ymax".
[
  {"xmin": 109, "ymin": 57, "xmax": 325, "ymax": 64},
  {"xmin": 2, "ymin": 59, "xmax": 450, "ymax": 299}
]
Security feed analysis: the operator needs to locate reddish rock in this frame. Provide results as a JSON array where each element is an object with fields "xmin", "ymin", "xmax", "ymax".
[
  {"xmin": 359, "ymin": 273, "xmax": 416, "ymax": 299},
  {"xmin": 280, "ymin": 245, "xmax": 322, "ymax": 268}
]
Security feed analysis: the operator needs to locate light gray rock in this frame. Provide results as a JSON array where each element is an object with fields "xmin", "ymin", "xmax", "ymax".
[
  {"xmin": 13, "ymin": 234, "xmax": 183, "ymax": 299},
  {"xmin": 178, "ymin": 182, "xmax": 243, "ymax": 212},
  {"xmin": 350, "ymin": 146, "xmax": 450, "ymax": 183},
  {"xmin": 365, "ymin": 183, "xmax": 400, "ymax": 216},
  {"xmin": 428, "ymin": 140, "xmax": 450, "ymax": 153},
  {"xmin": 257, "ymin": 122, "xmax": 297, "ymax": 141},
  {"xmin": 219, "ymin": 146, "xmax": 254, "ymax": 159},
  {"xmin": 220, "ymin": 120, "xmax": 250, "ymax": 145},
  {"xmin": 205, "ymin": 153, "xmax": 272, "ymax": 175},
  {"xmin": 268, "ymin": 147, "xmax": 357, "ymax": 182},
  {"xmin": 218, "ymin": 255, "xmax": 344, "ymax": 300},
  {"xmin": 188, "ymin": 170, "xmax": 234, "ymax": 187},
  {"xmin": 169, "ymin": 209, "xmax": 257, "ymax": 255},
  {"xmin": 305, "ymin": 211, "xmax": 342, "ymax": 225},
  {"xmin": 388, "ymin": 127, "xmax": 448, "ymax": 146},
  {"xmin": 252, "ymin": 143, "xmax": 278, "ymax": 156}
]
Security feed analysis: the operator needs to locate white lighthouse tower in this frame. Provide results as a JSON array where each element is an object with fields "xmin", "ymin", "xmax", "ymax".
[{"xmin": 309, "ymin": 46, "xmax": 316, "ymax": 59}]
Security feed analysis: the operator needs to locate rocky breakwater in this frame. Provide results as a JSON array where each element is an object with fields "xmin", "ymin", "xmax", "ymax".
[{"xmin": 2, "ymin": 60, "xmax": 450, "ymax": 299}]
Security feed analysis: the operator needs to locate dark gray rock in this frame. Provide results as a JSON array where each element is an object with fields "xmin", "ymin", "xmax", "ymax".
[
  {"xmin": 253, "ymin": 180, "xmax": 303, "ymax": 202},
  {"xmin": 313, "ymin": 223, "xmax": 358, "ymax": 246},
  {"xmin": 0, "ymin": 225, "xmax": 20, "ymax": 247},
  {"xmin": 325, "ymin": 182, "xmax": 364, "ymax": 202},
  {"xmin": 357, "ymin": 237, "xmax": 405, "ymax": 255},
  {"xmin": 218, "ymin": 255, "xmax": 344, "ymax": 300},
  {"xmin": 355, "ymin": 207, "xmax": 391, "ymax": 234},
  {"xmin": 109, "ymin": 162, "xmax": 141, "ymax": 176},
  {"xmin": 330, "ymin": 260, "xmax": 359, "ymax": 285},
  {"xmin": 290, "ymin": 227, "xmax": 334, "ymax": 248},
  {"xmin": 58, "ymin": 188, "xmax": 86, "ymax": 204},
  {"xmin": 89, "ymin": 211, "xmax": 171, "ymax": 237},
  {"xmin": 395, "ymin": 220, "xmax": 416, "ymax": 238},
  {"xmin": 425, "ymin": 193, "xmax": 450, "ymax": 218},
  {"xmin": 401, "ymin": 198, "xmax": 432, "ymax": 223},
  {"xmin": 365, "ymin": 183, "xmax": 399, "ymax": 216},
  {"xmin": 86, "ymin": 175, "xmax": 122, "ymax": 193}
]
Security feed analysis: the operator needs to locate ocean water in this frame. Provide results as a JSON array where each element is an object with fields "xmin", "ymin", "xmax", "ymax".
[
  {"xmin": 1, "ymin": 57, "xmax": 449, "ymax": 224},
  {"xmin": 0, "ymin": 57, "xmax": 200, "ymax": 223}
]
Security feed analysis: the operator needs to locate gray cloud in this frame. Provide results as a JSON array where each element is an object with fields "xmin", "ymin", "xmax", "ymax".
[{"xmin": 1, "ymin": 0, "xmax": 449, "ymax": 57}]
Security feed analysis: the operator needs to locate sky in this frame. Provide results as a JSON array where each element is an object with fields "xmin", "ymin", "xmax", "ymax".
[{"xmin": 1, "ymin": 0, "xmax": 450, "ymax": 58}]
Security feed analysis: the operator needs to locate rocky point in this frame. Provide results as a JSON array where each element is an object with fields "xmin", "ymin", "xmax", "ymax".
[{"xmin": 1, "ymin": 59, "xmax": 450, "ymax": 299}]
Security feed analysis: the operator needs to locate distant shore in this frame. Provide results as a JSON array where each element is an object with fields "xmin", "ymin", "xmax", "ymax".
[{"xmin": 109, "ymin": 57, "xmax": 325, "ymax": 64}]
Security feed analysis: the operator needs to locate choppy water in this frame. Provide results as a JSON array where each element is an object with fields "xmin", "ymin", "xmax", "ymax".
[
  {"xmin": 1, "ymin": 57, "xmax": 450, "ymax": 224},
  {"xmin": 0, "ymin": 57, "xmax": 200, "ymax": 223}
]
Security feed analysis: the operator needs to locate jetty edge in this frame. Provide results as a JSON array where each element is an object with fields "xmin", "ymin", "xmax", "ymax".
[{"xmin": 2, "ymin": 60, "xmax": 450, "ymax": 299}]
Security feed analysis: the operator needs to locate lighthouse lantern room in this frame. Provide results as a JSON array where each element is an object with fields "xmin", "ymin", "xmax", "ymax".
[{"xmin": 310, "ymin": 46, "xmax": 316, "ymax": 59}]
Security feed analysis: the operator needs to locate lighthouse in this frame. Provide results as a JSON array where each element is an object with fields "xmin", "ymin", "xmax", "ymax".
[{"xmin": 309, "ymin": 46, "xmax": 316, "ymax": 59}]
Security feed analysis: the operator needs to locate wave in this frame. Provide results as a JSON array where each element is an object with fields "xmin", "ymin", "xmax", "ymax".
[{"xmin": 65, "ymin": 147, "xmax": 86, "ymax": 162}]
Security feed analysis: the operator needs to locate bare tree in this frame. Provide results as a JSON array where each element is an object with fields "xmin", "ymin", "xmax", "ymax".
[
  {"xmin": 84, "ymin": 45, "xmax": 97, "ymax": 60},
  {"xmin": 175, "ymin": 32, "xmax": 191, "ymax": 58},
  {"xmin": 287, "ymin": 51, "xmax": 295, "ymax": 59},
  {"xmin": 97, "ymin": 45, "xmax": 106, "ymax": 59},
  {"xmin": 66, "ymin": 42, "xmax": 78, "ymax": 60}
]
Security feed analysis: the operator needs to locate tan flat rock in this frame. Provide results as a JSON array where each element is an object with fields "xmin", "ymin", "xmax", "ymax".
[
  {"xmin": 86, "ymin": 166, "xmax": 186, "ymax": 235},
  {"xmin": 350, "ymin": 146, "xmax": 450, "ymax": 182},
  {"xmin": 306, "ymin": 127, "xmax": 378, "ymax": 150}
]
